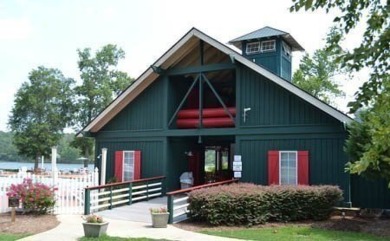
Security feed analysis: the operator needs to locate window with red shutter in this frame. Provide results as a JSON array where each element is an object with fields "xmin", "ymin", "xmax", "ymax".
[
  {"xmin": 268, "ymin": 150, "xmax": 309, "ymax": 186},
  {"xmin": 114, "ymin": 150, "xmax": 142, "ymax": 182}
]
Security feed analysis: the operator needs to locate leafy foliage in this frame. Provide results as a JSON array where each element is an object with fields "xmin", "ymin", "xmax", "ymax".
[
  {"xmin": 8, "ymin": 66, "xmax": 75, "ymax": 169},
  {"xmin": 0, "ymin": 131, "xmax": 26, "ymax": 162},
  {"xmin": 75, "ymin": 44, "xmax": 133, "ymax": 129},
  {"xmin": 292, "ymin": 29, "xmax": 346, "ymax": 104},
  {"xmin": 73, "ymin": 44, "xmax": 133, "ymax": 163},
  {"xmin": 188, "ymin": 183, "xmax": 342, "ymax": 226},
  {"xmin": 345, "ymin": 78, "xmax": 390, "ymax": 184},
  {"xmin": 290, "ymin": 0, "xmax": 390, "ymax": 112},
  {"xmin": 7, "ymin": 178, "xmax": 56, "ymax": 214}
]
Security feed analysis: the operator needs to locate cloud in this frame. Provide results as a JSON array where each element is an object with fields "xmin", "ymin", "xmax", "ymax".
[{"xmin": 0, "ymin": 18, "xmax": 32, "ymax": 40}]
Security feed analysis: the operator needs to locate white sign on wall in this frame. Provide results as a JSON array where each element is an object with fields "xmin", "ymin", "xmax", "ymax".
[
  {"xmin": 233, "ymin": 155, "xmax": 242, "ymax": 178},
  {"xmin": 234, "ymin": 171, "xmax": 242, "ymax": 178},
  {"xmin": 233, "ymin": 161, "xmax": 242, "ymax": 172}
]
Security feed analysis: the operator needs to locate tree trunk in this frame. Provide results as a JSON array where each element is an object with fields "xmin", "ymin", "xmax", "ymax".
[{"xmin": 35, "ymin": 154, "xmax": 40, "ymax": 172}]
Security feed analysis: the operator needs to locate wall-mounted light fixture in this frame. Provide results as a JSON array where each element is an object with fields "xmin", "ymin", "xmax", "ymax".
[
  {"xmin": 185, "ymin": 151, "xmax": 193, "ymax": 157},
  {"xmin": 243, "ymin": 107, "xmax": 251, "ymax": 123}
]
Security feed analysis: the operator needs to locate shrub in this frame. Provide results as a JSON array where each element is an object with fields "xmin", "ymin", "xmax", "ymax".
[
  {"xmin": 188, "ymin": 183, "xmax": 342, "ymax": 226},
  {"xmin": 7, "ymin": 178, "xmax": 56, "ymax": 214}
]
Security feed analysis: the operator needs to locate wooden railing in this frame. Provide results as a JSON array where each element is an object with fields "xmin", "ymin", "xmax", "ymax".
[
  {"xmin": 84, "ymin": 176, "xmax": 165, "ymax": 214},
  {"xmin": 166, "ymin": 179, "xmax": 238, "ymax": 223}
]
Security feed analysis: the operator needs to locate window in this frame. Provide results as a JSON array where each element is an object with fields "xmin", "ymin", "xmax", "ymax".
[
  {"xmin": 114, "ymin": 150, "xmax": 141, "ymax": 182},
  {"xmin": 246, "ymin": 42, "xmax": 261, "ymax": 54},
  {"xmin": 261, "ymin": 40, "xmax": 276, "ymax": 52},
  {"xmin": 123, "ymin": 151, "xmax": 135, "ymax": 181},
  {"xmin": 280, "ymin": 151, "xmax": 297, "ymax": 185},
  {"xmin": 268, "ymin": 150, "xmax": 309, "ymax": 185},
  {"xmin": 282, "ymin": 42, "xmax": 291, "ymax": 58}
]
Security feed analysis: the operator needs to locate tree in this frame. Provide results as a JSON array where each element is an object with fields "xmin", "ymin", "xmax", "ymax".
[
  {"xmin": 74, "ymin": 44, "xmax": 133, "ymax": 165},
  {"xmin": 58, "ymin": 134, "xmax": 81, "ymax": 163},
  {"xmin": 290, "ymin": 0, "xmax": 390, "ymax": 112},
  {"xmin": 292, "ymin": 41, "xmax": 345, "ymax": 104},
  {"xmin": 0, "ymin": 131, "xmax": 25, "ymax": 162},
  {"xmin": 8, "ymin": 66, "xmax": 75, "ymax": 169},
  {"xmin": 345, "ymin": 76, "xmax": 390, "ymax": 185}
]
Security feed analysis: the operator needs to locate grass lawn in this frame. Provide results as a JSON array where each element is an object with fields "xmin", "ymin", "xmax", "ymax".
[
  {"xmin": 0, "ymin": 233, "xmax": 29, "ymax": 241},
  {"xmin": 79, "ymin": 235, "xmax": 171, "ymax": 241},
  {"xmin": 201, "ymin": 226, "xmax": 390, "ymax": 241}
]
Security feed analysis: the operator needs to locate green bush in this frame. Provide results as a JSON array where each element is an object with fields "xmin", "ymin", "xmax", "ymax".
[{"xmin": 188, "ymin": 183, "xmax": 342, "ymax": 226}]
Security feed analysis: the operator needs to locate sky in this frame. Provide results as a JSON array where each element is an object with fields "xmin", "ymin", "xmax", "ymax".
[{"xmin": 0, "ymin": 0, "xmax": 367, "ymax": 132}]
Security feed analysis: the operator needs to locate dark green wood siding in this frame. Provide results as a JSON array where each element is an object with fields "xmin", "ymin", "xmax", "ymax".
[
  {"xmin": 351, "ymin": 176, "xmax": 390, "ymax": 209},
  {"xmin": 237, "ymin": 134, "xmax": 351, "ymax": 204},
  {"xmin": 239, "ymin": 66, "xmax": 339, "ymax": 127},
  {"xmin": 101, "ymin": 78, "xmax": 165, "ymax": 131},
  {"xmin": 95, "ymin": 137, "xmax": 166, "ymax": 182}
]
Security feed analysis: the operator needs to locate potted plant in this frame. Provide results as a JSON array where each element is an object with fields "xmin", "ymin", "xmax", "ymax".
[
  {"xmin": 150, "ymin": 207, "xmax": 169, "ymax": 228},
  {"xmin": 82, "ymin": 214, "xmax": 109, "ymax": 237}
]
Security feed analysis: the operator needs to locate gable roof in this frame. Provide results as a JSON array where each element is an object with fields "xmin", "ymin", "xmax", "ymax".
[
  {"xmin": 77, "ymin": 27, "xmax": 351, "ymax": 137},
  {"xmin": 229, "ymin": 26, "xmax": 304, "ymax": 52}
]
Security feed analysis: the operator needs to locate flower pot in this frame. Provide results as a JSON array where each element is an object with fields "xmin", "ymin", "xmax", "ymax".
[
  {"xmin": 151, "ymin": 213, "xmax": 169, "ymax": 228},
  {"xmin": 82, "ymin": 222, "xmax": 109, "ymax": 237}
]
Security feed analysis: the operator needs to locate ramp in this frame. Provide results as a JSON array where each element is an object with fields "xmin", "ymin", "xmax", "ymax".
[{"xmin": 96, "ymin": 196, "xmax": 167, "ymax": 223}]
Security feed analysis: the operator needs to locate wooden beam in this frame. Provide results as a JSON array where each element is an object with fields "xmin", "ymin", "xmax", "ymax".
[{"xmin": 167, "ymin": 63, "xmax": 235, "ymax": 76}]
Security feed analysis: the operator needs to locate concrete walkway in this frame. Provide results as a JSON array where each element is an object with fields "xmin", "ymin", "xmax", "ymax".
[
  {"xmin": 19, "ymin": 214, "xmax": 242, "ymax": 241},
  {"xmin": 96, "ymin": 197, "xmax": 168, "ymax": 223}
]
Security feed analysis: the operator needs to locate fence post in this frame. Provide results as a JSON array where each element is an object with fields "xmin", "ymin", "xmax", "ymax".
[
  {"xmin": 109, "ymin": 186, "xmax": 113, "ymax": 210},
  {"xmin": 84, "ymin": 188, "xmax": 90, "ymax": 215},
  {"xmin": 128, "ymin": 183, "xmax": 133, "ymax": 205},
  {"xmin": 168, "ymin": 195, "xmax": 173, "ymax": 224},
  {"xmin": 146, "ymin": 180, "xmax": 149, "ymax": 201}
]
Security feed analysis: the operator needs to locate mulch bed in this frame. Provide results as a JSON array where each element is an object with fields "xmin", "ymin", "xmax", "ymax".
[{"xmin": 0, "ymin": 212, "xmax": 59, "ymax": 235}]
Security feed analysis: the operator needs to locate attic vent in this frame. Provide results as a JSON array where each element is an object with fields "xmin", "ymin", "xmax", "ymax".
[{"xmin": 246, "ymin": 42, "xmax": 260, "ymax": 54}]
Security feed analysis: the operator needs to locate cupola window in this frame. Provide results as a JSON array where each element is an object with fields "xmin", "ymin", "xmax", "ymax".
[
  {"xmin": 261, "ymin": 40, "xmax": 276, "ymax": 52},
  {"xmin": 282, "ymin": 42, "xmax": 292, "ymax": 58},
  {"xmin": 246, "ymin": 42, "xmax": 261, "ymax": 54}
]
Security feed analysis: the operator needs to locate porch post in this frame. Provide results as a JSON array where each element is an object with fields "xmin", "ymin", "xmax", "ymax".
[
  {"xmin": 101, "ymin": 148, "xmax": 107, "ymax": 185},
  {"xmin": 51, "ymin": 146, "xmax": 58, "ymax": 185}
]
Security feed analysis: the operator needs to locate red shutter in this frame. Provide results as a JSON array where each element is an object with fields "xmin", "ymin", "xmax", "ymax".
[
  {"xmin": 114, "ymin": 151, "xmax": 123, "ymax": 182},
  {"xmin": 134, "ymin": 150, "xmax": 141, "ymax": 180},
  {"xmin": 268, "ymin": 150, "xmax": 279, "ymax": 185},
  {"xmin": 298, "ymin": 151, "xmax": 309, "ymax": 185}
]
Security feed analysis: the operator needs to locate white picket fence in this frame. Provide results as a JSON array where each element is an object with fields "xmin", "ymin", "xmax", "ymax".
[{"xmin": 0, "ymin": 169, "xmax": 99, "ymax": 214}]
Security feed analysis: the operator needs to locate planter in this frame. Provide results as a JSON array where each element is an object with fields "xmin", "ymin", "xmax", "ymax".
[
  {"xmin": 151, "ymin": 213, "xmax": 169, "ymax": 228},
  {"xmin": 82, "ymin": 222, "xmax": 109, "ymax": 237}
]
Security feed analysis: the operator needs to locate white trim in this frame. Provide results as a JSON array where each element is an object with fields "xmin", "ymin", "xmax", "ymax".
[
  {"xmin": 261, "ymin": 40, "xmax": 276, "ymax": 52},
  {"xmin": 245, "ymin": 41, "xmax": 261, "ymax": 54},
  {"xmin": 279, "ymin": 151, "xmax": 298, "ymax": 185},
  {"xmin": 78, "ymin": 28, "xmax": 352, "ymax": 135}
]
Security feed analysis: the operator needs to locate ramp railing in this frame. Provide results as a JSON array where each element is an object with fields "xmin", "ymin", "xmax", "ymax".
[
  {"xmin": 167, "ymin": 179, "xmax": 238, "ymax": 223},
  {"xmin": 84, "ymin": 176, "xmax": 165, "ymax": 214}
]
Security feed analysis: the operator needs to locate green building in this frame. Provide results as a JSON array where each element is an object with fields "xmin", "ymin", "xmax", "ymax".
[{"xmin": 78, "ymin": 27, "xmax": 390, "ymax": 209}]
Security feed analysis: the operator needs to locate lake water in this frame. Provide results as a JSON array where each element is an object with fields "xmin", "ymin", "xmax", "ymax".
[{"xmin": 0, "ymin": 161, "xmax": 95, "ymax": 171}]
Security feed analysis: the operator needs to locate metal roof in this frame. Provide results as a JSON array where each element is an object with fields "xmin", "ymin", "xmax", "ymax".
[{"xmin": 229, "ymin": 26, "xmax": 304, "ymax": 52}]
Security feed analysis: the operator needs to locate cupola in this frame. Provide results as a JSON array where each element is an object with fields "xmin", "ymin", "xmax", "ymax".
[{"xmin": 229, "ymin": 26, "xmax": 304, "ymax": 81}]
